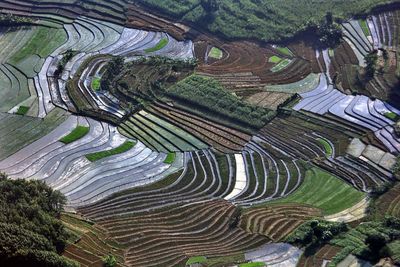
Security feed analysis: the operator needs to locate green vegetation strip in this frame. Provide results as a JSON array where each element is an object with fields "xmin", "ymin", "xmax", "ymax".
[
  {"xmin": 164, "ymin": 152, "xmax": 176, "ymax": 164},
  {"xmin": 270, "ymin": 167, "xmax": 365, "ymax": 215},
  {"xmin": 269, "ymin": 55, "xmax": 282, "ymax": 63},
  {"xmin": 16, "ymin": 106, "xmax": 30, "ymax": 115},
  {"xmin": 85, "ymin": 141, "xmax": 136, "ymax": 162},
  {"xmin": 60, "ymin": 126, "xmax": 90, "ymax": 144},
  {"xmin": 384, "ymin": 112, "xmax": 399, "ymax": 121},
  {"xmin": 208, "ymin": 47, "xmax": 223, "ymax": 59},
  {"xmin": 276, "ymin": 47, "xmax": 293, "ymax": 56},
  {"xmin": 144, "ymin": 38, "xmax": 168, "ymax": 53},
  {"xmin": 186, "ymin": 256, "xmax": 207, "ymax": 265},
  {"xmin": 359, "ymin": 19, "xmax": 370, "ymax": 36},
  {"xmin": 318, "ymin": 138, "xmax": 333, "ymax": 157},
  {"xmin": 239, "ymin": 262, "xmax": 265, "ymax": 267},
  {"xmin": 91, "ymin": 77, "xmax": 101, "ymax": 91}
]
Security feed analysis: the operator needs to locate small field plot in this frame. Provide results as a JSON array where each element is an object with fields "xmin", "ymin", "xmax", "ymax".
[
  {"xmin": 0, "ymin": 108, "xmax": 68, "ymax": 160},
  {"xmin": 85, "ymin": 141, "xmax": 136, "ymax": 162},
  {"xmin": 317, "ymin": 138, "xmax": 333, "ymax": 157},
  {"xmin": 61, "ymin": 213, "xmax": 126, "ymax": 266},
  {"xmin": 208, "ymin": 47, "xmax": 223, "ymax": 59},
  {"xmin": 276, "ymin": 46, "xmax": 293, "ymax": 56},
  {"xmin": 119, "ymin": 110, "xmax": 208, "ymax": 153},
  {"xmin": 0, "ymin": 64, "xmax": 31, "ymax": 112},
  {"xmin": 60, "ymin": 126, "xmax": 90, "ymax": 144},
  {"xmin": 376, "ymin": 183, "xmax": 400, "ymax": 218},
  {"xmin": 91, "ymin": 77, "xmax": 101, "ymax": 91},
  {"xmin": 186, "ymin": 256, "xmax": 207, "ymax": 265},
  {"xmin": 384, "ymin": 112, "xmax": 400, "ymax": 121},
  {"xmin": 270, "ymin": 58, "xmax": 292, "ymax": 72},
  {"xmin": 268, "ymin": 55, "xmax": 282, "ymax": 63},
  {"xmin": 263, "ymin": 73, "xmax": 320, "ymax": 94},
  {"xmin": 269, "ymin": 167, "xmax": 365, "ymax": 215},
  {"xmin": 358, "ymin": 19, "xmax": 370, "ymax": 36}
]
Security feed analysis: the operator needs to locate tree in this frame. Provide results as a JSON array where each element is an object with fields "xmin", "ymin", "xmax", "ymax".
[
  {"xmin": 200, "ymin": 0, "xmax": 219, "ymax": 13},
  {"xmin": 316, "ymin": 13, "xmax": 343, "ymax": 48},
  {"xmin": 364, "ymin": 52, "xmax": 378, "ymax": 78},
  {"xmin": 366, "ymin": 232, "xmax": 389, "ymax": 255},
  {"xmin": 0, "ymin": 175, "xmax": 76, "ymax": 267}
]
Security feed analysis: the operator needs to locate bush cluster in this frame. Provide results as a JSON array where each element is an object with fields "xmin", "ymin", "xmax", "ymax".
[{"xmin": 286, "ymin": 219, "xmax": 348, "ymax": 247}]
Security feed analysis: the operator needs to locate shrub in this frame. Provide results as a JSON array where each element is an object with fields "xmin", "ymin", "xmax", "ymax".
[
  {"xmin": 103, "ymin": 254, "xmax": 117, "ymax": 267},
  {"xmin": 16, "ymin": 106, "xmax": 30, "ymax": 116}
]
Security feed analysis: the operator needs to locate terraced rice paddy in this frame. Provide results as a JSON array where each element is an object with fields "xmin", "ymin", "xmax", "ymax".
[{"xmin": 0, "ymin": 1, "xmax": 399, "ymax": 267}]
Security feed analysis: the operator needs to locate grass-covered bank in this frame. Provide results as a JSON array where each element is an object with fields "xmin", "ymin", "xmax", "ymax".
[{"xmin": 269, "ymin": 167, "xmax": 365, "ymax": 215}]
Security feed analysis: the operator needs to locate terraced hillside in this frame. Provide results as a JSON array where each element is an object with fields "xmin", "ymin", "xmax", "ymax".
[{"xmin": 0, "ymin": 1, "xmax": 400, "ymax": 267}]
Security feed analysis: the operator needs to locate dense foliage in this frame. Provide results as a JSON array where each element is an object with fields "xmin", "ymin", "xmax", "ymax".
[
  {"xmin": 166, "ymin": 75, "xmax": 275, "ymax": 130},
  {"xmin": 286, "ymin": 219, "xmax": 348, "ymax": 247},
  {"xmin": 0, "ymin": 174, "xmax": 77, "ymax": 267},
  {"xmin": 132, "ymin": 0, "xmax": 394, "ymax": 42},
  {"xmin": 313, "ymin": 13, "xmax": 343, "ymax": 48}
]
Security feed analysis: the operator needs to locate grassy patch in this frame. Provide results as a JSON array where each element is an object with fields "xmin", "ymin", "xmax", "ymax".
[
  {"xmin": 271, "ymin": 58, "xmax": 292, "ymax": 72},
  {"xmin": 186, "ymin": 256, "xmax": 207, "ymax": 265},
  {"xmin": 270, "ymin": 167, "xmax": 365, "ymax": 215},
  {"xmin": 384, "ymin": 112, "xmax": 399, "ymax": 121},
  {"xmin": 318, "ymin": 138, "xmax": 333, "ymax": 157},
  {"xmin": 16, "ymin": 106, "xmax": 30, "ymax": 115},
  {"xmin": 208, "ymin": 47, "xmax": 223, "ymax": 59},
  {"xmin": 144, "ymin": 38, "xmax": 168, "ymax": 53},
  {"xmin": 276, "ymin": 46, "xmax": 293, "ymax": 56},
  {"xmin": 239, "ymin": 262, "xmax": 265, "ymax": 267},
  {"xmin": 328, "ymin": 48, "xmax": 334, "ymax": 57},
  {"xmin": 359, "ymin": 19, "xmax": 370, "ymax": 36},
  {"xmin": 85, "ymin": 141, "xmax": 136, "ymax": 162},
  {"xmin": 164, "ymin": 152, "xmax": 176, "ymax": 164},
  {"xmin": 269, "ymin": 55, "xmax": 282, "ymax": 63},
  {"xmin": 60, "ymin": 126, "xmax": 90, "ymax": 144},
  {"xmin": 91, "ymin": 77, "xmax": 101, "ymax": 91}
]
